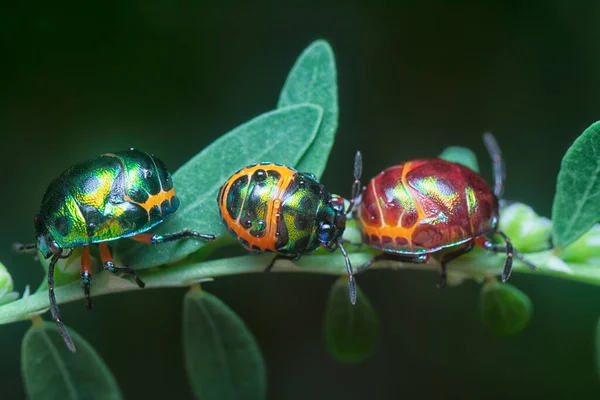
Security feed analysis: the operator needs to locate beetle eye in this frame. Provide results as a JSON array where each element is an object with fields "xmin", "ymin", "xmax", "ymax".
[
  {"xmin": 330, "ymin": 196, "xmax": 344, "ymax": 213},
  {"xmin": 49, "ymin": 240, "xmax": 61, "ymax": 254},
  {"xmin": 318, "ymin": 222, "xmax": 334, "ymax": 243}
]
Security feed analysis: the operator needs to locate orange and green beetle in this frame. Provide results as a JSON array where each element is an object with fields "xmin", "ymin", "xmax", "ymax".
[
  {"xmin": 217, "ymin": 154, "xmax": 362, "ymax": 303},
  {"xmin": 357, "ymin": 133, "xmax": 536, "ymax": 286},
  {"xmin": 16, "ymin": 148, "xmax": 216, "ymax": 351}
]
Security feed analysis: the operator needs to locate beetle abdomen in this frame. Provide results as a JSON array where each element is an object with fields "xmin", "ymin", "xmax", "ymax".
[
  {"xmin": 359, "ymin": 159, "xmax": 498, "ymax": 254},
  {"xmin": 218, "ymin": 164, "xmax": 329, "ymax": 255}
]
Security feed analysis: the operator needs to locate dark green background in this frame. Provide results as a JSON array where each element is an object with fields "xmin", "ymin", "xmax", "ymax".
[{"xmin": 1, "ymin": 1, "xmax": 599, "ymax": 399}]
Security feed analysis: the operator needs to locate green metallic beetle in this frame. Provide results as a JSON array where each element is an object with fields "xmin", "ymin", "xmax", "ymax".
[{"xmin": 16, "ymin": 148, "xmax": 216, "ymax": 352}]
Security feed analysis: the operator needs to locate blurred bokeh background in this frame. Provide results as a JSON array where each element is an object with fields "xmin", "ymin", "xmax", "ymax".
[{"xmin": 2, "ymin": 1, "xmax": 600, "ymax": 399}]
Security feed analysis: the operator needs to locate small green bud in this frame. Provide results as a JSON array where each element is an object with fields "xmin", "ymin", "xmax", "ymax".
[
  {"xmin": 560, "ymin": 224, "xmax": 600, "ymax": 263},
  {"xmin": 499, "ymin": 202, "xmax": 552, "ymax": 252},
  {"xmin": 0, "ymin": 261, "xmax": 14, "ymax": 298},
  {"xmin": 0, "ymin": 261, "xmax": 18, "ymax": 305},
  {"xmin": 480, "ymin": 279, "xmax": 533, "ymax": 337}
]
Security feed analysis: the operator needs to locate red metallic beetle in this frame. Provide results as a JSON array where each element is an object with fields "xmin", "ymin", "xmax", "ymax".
[{"xmin": 356, "ymin": 132, "xmax": 535, "ymax": 287}]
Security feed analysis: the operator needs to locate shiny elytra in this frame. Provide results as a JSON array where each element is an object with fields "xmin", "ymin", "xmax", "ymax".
[
  {"xmin": 359, "ymin": 158, "xmax": 498, "ymax": 254},
  {"xmin": 36, "ymin": 148, "xmax": 180, "ymax": 254},
  {"xmin": 217, "ymin": 162, "xmax": 345, "ymax": 257}
]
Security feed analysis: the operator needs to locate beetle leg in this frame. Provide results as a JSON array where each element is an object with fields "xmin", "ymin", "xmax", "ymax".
[
  {"xmin": 81, "ymin": 246, "xmax": 93, "ymax": 310},
  {"xmin": 99, "ymin": 242, "xmax": 145, "ymax": 288},
  {"xmin": 264, "ymin": 255, "xmax": 279, "ymax": 272},
  {"xmin": 438, "ymin": 242, "xmax": 475, "ymax": 289},
  {"xmin": 264, "ymin": 253, "xmax": 301, "ymax": 272},
  {"xmin": 356, "ymin": 252, "xmax": 429, "ymax": 274},
  {"xmin": 323, "ymin": 242, "xmax": 339, "ymax": 252},
  {"xmin": 476, "ymin": 232, "xmax": 536, "ymax": 282},
  {"xmin": 130, "ymin": 229, "xmax": 216, "ymax": 244},
  {"xmin": 338, "ymin": 238, "xmax": 363, "ymax": 248},
  {"xmin": 328, "ymin": 238, "xmax": 363, "ymax": 249},
  {"xmin": 477, "ymin": 241, "xmax": 536, "ymax": 270}
]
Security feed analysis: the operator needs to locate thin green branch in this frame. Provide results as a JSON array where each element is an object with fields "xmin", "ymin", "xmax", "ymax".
[{"xmin": 0, "ymin": 247, "xmax": 596, "ymax": 327}]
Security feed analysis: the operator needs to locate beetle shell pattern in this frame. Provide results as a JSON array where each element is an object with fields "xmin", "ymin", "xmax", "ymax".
[
  {"xmin": 358, "ymin": 158, "xmax": 498, "ymax": 254},
  {"xmin": 217, "ymin": 162, "xmax": 342, "ymax": 256},
  {"xmin": 36, "ymin": 149, "xmax": 180, "ymax": 249}
]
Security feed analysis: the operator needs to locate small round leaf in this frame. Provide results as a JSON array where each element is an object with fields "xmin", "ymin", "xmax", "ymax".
[
  {"xmin": 324, "ymin": 277, "xmax": 380, "ymax": 363},
  {"xmin": 438, "ymin": 146, "xmax": 480, "ymax": 172},
  {"xmin": 183, "ymin": 289, "xmax": 266, "ymax": 400},
  {"xmin": 480, "ymin": 280, "xmax": 532, "ymax": 337},
  {"xmin": 21, "ymin": 322, "xmax": 122, "ymax": 400}
]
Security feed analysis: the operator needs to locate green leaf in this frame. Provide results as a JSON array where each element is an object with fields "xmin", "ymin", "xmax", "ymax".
[
  {"xmin": 278, "ymin": 39, "xmax": 338, "ymax": 179},
  {"xmin": 552, "ymin": 121, "xmax": 600, "ymax": 250},
  {"xmin": 183, "ymin": 289, "xmax": 266, "ymax": 400},
  {"xmin": 324, "ymin": 277, "xmax": 380, "ymax": 363},
  {"xmin": 21, "ymin": 321, "xmax": 122, "ymax": 400},
  {"xmin": 438, "ymin": 146, "xmax": 480, "ymax": 172},
  {"xmin": 479, "ymin": 280, "xmax": 532, "ymax": 337},
  {"xmin": 115, "ymin": 104, "xmax": 323, "ymax": 269}
]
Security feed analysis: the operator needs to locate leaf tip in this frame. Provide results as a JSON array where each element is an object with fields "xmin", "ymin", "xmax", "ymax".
[
  {"xmin": 294, "ymin": 102, "xmax": 325, "ymax": 124},
  {"xmin": 307, "ymin": 38, "xmax": 334, "ymax": 54}
]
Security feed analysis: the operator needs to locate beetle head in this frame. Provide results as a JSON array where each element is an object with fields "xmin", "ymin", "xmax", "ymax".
[
  {"xmin": 34, "ymin": 215, "xmax": 61, "ymax": 259},
  {"xmin": 317, "ymin": 195, "xmax": 347, "ymax": 246}
]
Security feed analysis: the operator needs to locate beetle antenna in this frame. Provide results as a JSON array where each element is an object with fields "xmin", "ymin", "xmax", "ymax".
[
  {"xmin": 483, "ymin": 132, "xmax": 505, "ymax": 199},
  {"xmin": 345, "ymin": 151, "xmax": 363, "ymax": 215},
  {"xmin": 337, "ymin": 241, "xmax": 357, "ymax": 305},
  {"xmin": 48, "ymin": 254, "xmax": 76, "ymax": 352},
  {"xmin": 13, "ymin": 242, "xmax": 37, "ymax": 254}
]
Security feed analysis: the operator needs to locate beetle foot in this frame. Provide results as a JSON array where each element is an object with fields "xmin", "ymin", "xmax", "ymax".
[
  {"xmin": 150, "ymin": 229, "xmax": 217, "ymax": 244},
  {"xmin": 133, "ymin": 276, "xmax": 146, "ymax": 289},
  {"xmin": 437, "ymin": 268, "xmax": 447, "ymax": 289},
  {"xmin": 104, "ymin": 261, "xmax": 146, "ymax": 288},
  {"xmin": 264, "ymin": 255, "xmax": 279, "ymax": 272},
  {"xmin": 81, "ymin": 271, "xmax": 93, "ymax": 310}
]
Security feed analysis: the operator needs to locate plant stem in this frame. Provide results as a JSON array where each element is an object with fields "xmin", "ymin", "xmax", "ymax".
[{"xmin": 0, "ymin": 248, "xmax": 596, "ymax": 326}]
